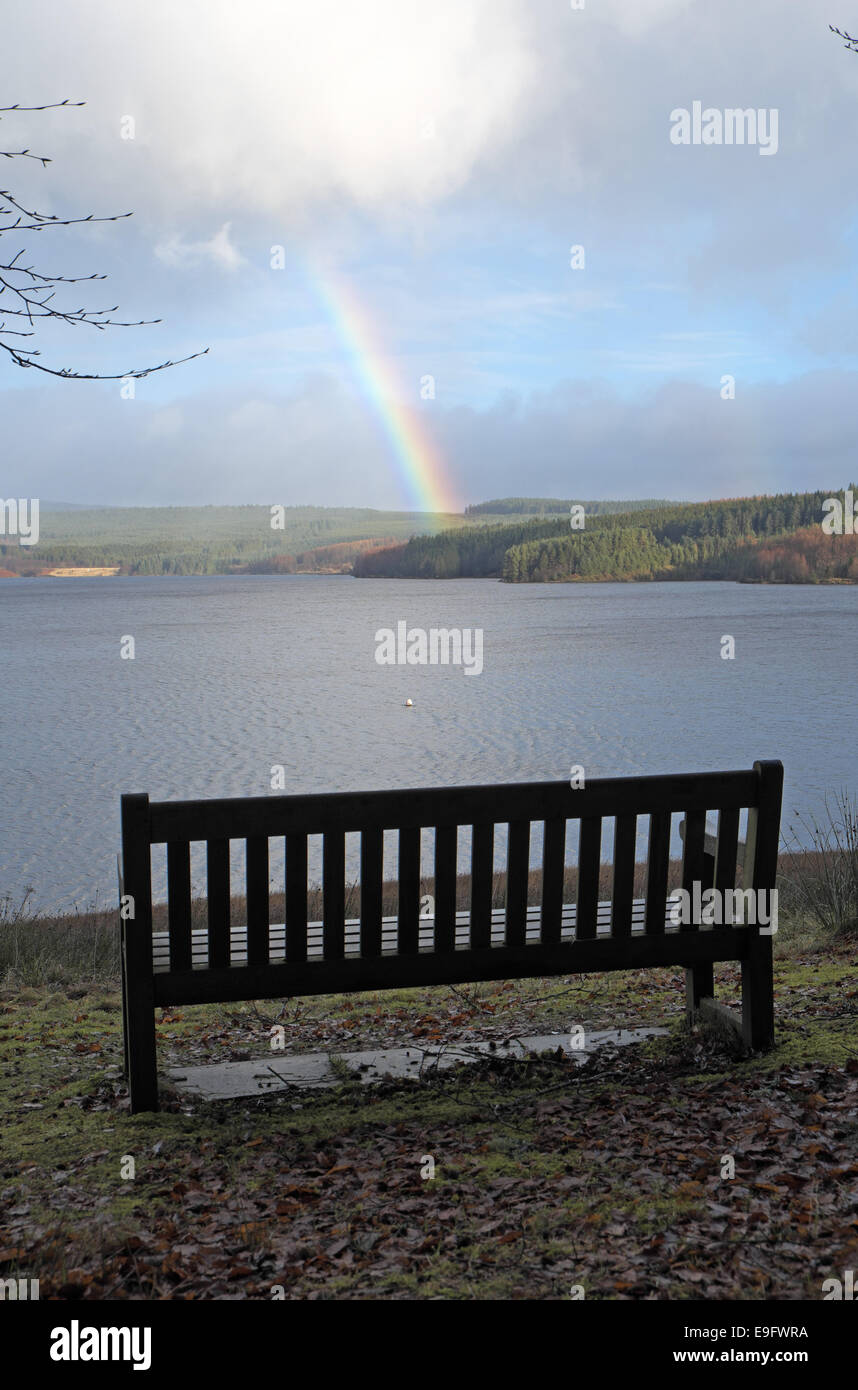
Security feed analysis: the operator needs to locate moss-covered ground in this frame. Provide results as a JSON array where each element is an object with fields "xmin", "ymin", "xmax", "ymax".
[{"xmin": 1, "ymin": 935, "xmax": 856, "ymax": 1300}]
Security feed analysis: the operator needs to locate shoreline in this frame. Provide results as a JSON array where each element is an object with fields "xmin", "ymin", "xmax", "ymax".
[{"xmin": 2, "ymin": 569, "xmax": 857, "ymax": 586}]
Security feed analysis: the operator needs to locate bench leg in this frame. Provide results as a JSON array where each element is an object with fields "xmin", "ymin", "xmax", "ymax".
[
  {"xmin": 120, "ymin": 922, "xmax": 132, "ymax": 1082},
  {"xmin": 121, "ymin": 946, "xmax": 130, "ymax": 1081},
  {"xmin": 125, "ymin": 974, "xmax": 159, "ymax": 1113},
  {"xmin": 742, "ymin": 934, "xmax": 774, "ymax": 1051},
  {"xmin": 685, "ymin": 963, "xmax": 714, "ymax": 1026}
]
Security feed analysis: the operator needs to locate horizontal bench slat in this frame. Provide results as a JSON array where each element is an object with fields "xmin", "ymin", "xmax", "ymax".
[
  {"xmin": 146, "ymin": 769, "xmax": 760, "ymax": 843},
  {"xmin": 152, "ymin": 926, "xmax": 757, "ymax": 1007}
]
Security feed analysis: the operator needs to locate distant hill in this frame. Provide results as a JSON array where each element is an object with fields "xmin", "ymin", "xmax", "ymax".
[
  {"xmin": 0, "ymin": 504, "xmax": 461, "ymax": 576},
  {"xmin": 5, "ymin": 493, "xmax": 846, "ymax": 584},
  {"xmin": 36, "ymin": 500, "xmax": 113, "ymax": 511}
]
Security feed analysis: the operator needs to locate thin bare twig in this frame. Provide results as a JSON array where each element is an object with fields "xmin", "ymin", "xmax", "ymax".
[{"xmin": 830, "ymin": 24, "xmax": 858, "ymax": 50}]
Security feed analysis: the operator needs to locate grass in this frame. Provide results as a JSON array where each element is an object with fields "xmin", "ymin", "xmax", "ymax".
[
  {"xmin": 780, "ymin": 791, "xmax": 858, "ymax": 936},
  {"xmin": 0, "ymin": 892, "xmax": 119, "ymax": 986}
]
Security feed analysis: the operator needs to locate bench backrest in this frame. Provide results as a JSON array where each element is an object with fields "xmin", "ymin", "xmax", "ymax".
[{"xmin": 121, "ymin": 761, "xmax": 782, "ymax": 999}]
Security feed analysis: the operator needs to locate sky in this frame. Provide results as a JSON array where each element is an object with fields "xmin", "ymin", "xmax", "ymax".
[{"xmin": 2, "ymin": 0, "xmax": 858, "ymax": 510}]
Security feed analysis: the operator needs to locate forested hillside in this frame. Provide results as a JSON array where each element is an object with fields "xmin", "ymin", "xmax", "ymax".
[
  {"xmin": 352, "ymin": 518, "xmax": 570, "ymax": 578},
  {"xmin": 727, "ymin": 527, "xmax": 858, "ymax": 583},
  {"xmin": 247, "ymin": 537, "xmax": 400, "ymax": 573},
  {"xmin": 355, "ymin": 489, "xmax": 857, "ymax": 583},
  {"xmin": 464, "ymin": 497, "xmax": 671, "ymax": 517}
]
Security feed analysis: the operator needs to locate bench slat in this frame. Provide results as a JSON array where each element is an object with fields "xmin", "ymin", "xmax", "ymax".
[
  {"xmin": 434, "ymin": 824, "xmax": 457, "ymax": 952},
  {"xmin": 167, "ymin": 841, "xmax": 192, "ymax": 972},
  {"xmin": 681, "ymin": 808, "xmax": 707, "ymax": 931},
  {"xmin": 397, "ymin": 826, "xmax": 421, "ymax": 955},
  {"xmin": 714, "ymin": 806, "xmax": 741, "ymax": 892},
  {"xmin": 506, "ymin": 819, "xmax": 530, "ymax": 947},
  {"xmin": 645, "ymin": 811, "xmax": 671, "ymax": 936},
  {"xmin": 206, "ymin": 838, "xmax": 231, "ymax": 969},
  {"xmin": 285, "ymin": 832, "xmax": 308, "ymax": 962},
  {"xmin": 470, "ymin": 822, "xmax": 494, "ymax": 949},
  {"xmin": 611, "ymin": 814, "xmax": 636, "ymax": 937},
  {"xmin": 246, "ymin": 836, "xmax": 269, "ymax": 967},
  {"xmin": 360, "ymin": 827, "xmax": 383, "ymax": 958},
  {"xmin": 323, "ymin": 832, "xmax": 346, "ymax": 960},
  {"xmin": 147, "ymin": 769, "xmax": 760, "ymax": 843},
  {"xmin": 153, "ymin": 925, "xmax": 760, "ymax": 1007},
  {"xmin": 576, "ymin": 817, "xmax": 602, "ymax": 939},
  {"xmin": 540, "ymin": 816, "xmax": 566, "ymax": 944}
]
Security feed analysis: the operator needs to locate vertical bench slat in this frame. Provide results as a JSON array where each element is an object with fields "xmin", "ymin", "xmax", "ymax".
[
  {"xmin": 576, "ymin": 817, "xmax": 602, "ymax": 939},
  {"xmin": 360, "ymin": 827, "xmax": 383, "ymax": 958},
  {"xmin": 206, "ymin": 838, "xmax": 230, "ymax": 968},
  {"xmin": 540, "ymin": 816, "xmax": 566, "ymax": 944},
  {"xmin": 285, "ymin": 832, "xmax": 308, "ymax": 962},
  {"xmin": 611, "ymin": 814, "xmax": 636, "ymax": 937},
  {"xmin": 470, "ymin": 822, "xmax": 494, "ymax": 948},
  {"xmin": 434, "ymin": 824, "xmax": 457, "ymax": 954},
  {"xmin": 681, "ymin": 808, "xmax": 707, "ymax": 931},
  {"xmin": 714, "ymin": 806, "xmax": 740, "ymax": 892},
  {"xmin": 398, "ymin": 826, "xmax": 421, "ymax": 955},
  {"xmin": 246, "ymin": 836, "xmax": 269, "ymax": 966},
  {"xmin": 323, "ymin": 832, "xmax": 346, "ymax": 960},
  {"xmin": 506, "ymin": 820, "xmax": 530, "ymax": 947},
  {"xmin": 645, "ymin": 811, "xmax": 670, "ymax": 935},
  {"xmin": 684, "ymin": 810, "xmax": 717, "ymax": 1015},
  {"xmin": 167, "ymin": 841, "xmax": 192, "ymax": 972}
]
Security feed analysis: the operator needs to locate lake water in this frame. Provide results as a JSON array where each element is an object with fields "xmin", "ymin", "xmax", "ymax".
[{"xmin": 1, "ymin": 575, "xmax": 856, "ymax": 911}]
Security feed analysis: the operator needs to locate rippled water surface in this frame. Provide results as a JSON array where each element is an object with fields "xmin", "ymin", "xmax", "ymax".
[{"xmin": 1, "ymin": 576, "xmax": 856, "ymax": 909}]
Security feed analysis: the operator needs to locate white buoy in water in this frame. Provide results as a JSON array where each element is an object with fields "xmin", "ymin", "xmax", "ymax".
[{"xmin": 405, "ymin": 698, "xmax": 414, "ymax": 707}]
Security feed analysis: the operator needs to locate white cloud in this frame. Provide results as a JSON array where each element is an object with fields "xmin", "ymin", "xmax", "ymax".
[
  {"xmin": 154, "ymin": 222, "xmax": 245, "ymax": 270},
  {"xmin": 6, "ymin": 0, "xmax": 538, "ymax": 220}
]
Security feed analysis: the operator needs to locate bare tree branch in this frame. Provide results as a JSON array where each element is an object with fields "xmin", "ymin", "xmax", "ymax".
[
  {"xmin": 0, "ymin": 101, "xmax": 86, "ymax": 113},
  {"xmin": 0, "ymin": 99, "xmax": 208, "ymax": 381},
  {"xmin": 830, "ymin": 23, "xmax": 858, "ymax": 51},
  {"xmin": 0, "ymin": 337, "xmax": 208, "ymax": 379},
  {"xmin": 0, "ymin": 151, "xmax": 53, "ymax": 165}
]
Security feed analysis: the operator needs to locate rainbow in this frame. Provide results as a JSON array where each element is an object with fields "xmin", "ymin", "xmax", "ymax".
[{"xmin": 304, "ymin": 258, "xmax": 461, "ymax": 516}]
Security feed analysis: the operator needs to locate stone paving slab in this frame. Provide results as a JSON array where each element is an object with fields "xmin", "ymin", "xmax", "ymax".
[{"xmin": 166, "ymin": 1027, "xmax": 668, "ymax": 1100}]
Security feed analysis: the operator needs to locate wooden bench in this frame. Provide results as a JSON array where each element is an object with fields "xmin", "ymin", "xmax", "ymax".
[{"xmin": 119, "ymin": 759, "xmax": 783, "ymax": 1112}]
